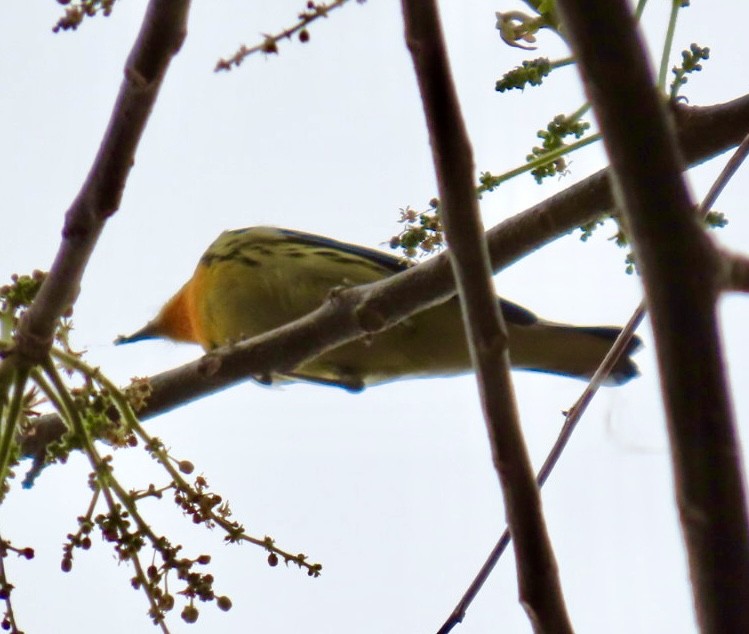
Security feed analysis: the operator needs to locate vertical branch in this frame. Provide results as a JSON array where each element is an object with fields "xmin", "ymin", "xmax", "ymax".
[
  {"xmin": 400, "ymin": 2, "xmax": 573, "ymax": 631},
  {"xmin": 554, "ymin": 1, "xmax": 749, "ymax": 631}
]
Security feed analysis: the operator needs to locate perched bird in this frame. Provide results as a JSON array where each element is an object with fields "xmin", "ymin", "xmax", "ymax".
[{"xmin": 116, "ymin": 226, "xmax": 641, "ymax": 390}]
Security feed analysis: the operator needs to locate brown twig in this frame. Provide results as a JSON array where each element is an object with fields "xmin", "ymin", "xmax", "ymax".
[
  {"xmin": 214, "ymin": 0, "xmax": 355, "ymax": 71},
  {"xmin": 697, "ymin": 131, "xmax": 749, "ymax": 217},
  {"xmin": 556, "ymin": 0, "xmax": 749, "ymax": 631},
  {"xmin": 401, "ymin": 1, "xmax": 573, "ymax": 631},
  {"xmin": 0, "ymin": 536, "xmax": 28, "ymax": 634}
]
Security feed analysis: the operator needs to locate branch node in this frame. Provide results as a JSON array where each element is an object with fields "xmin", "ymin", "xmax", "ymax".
[
  {"xmin": 124, "ymin": 64, "xmax": 151, "ymax": 90},
  {"xmin": 198, "ymin": 354, "xmax": 222, "ymax": 378}
]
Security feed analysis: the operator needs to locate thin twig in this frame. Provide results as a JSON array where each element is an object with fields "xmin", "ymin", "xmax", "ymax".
[
  {"xmin": 698, "ymin": 131, "xmax": 749, "ymax": 216},
  {"xmin": 0, "ymin": 536, "xmax": 24, "ymax": 634},
  {"xmin": 215, "ymin": 0, "xmax": 354, "ymax": 71}
]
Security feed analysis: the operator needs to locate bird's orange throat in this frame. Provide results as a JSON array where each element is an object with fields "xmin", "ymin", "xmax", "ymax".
[{"xmin": 154, "ymin": 277, "xmax": 202, "ymax": 345}]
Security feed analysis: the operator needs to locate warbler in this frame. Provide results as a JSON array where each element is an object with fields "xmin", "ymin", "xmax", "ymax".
[{"xmin": 116, "ymin": 226, "xmax": 641, "ymax": 390}]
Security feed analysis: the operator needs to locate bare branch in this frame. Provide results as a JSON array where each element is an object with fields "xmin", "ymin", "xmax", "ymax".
[
  {"xmin": 18, "ymin": 93, "xmax": 749, "ymax": 463},
  {"xmin": 696, "ymin": 131, "xmax": 749, "ymax": 216},
  {"xmin": 555, "ymin": 1, "xmax": 749, "ymax": 631},
  {"xmin": 400, "ymin": 2, "xmax": 572, "ymax": 632},
  {"xmin": 437, "ymin": 302, "xmax": 647, "ymax": 633},
  {"xmin": 215, "ymin": 0, "xmax": 355, "ymax": 71},
  {"xmin": 723, "ymin": 251, "xmax": 749, "ymax": 293},
  {"xmin": 13, "ymin": 0, "xmax": 191, "ymax": 366},
  {"xmin": 706, "ymin": 132, "xmax": 749, "ymax": 293},
  {"xmin": 438, "ymin": 122, "xmax": 749, "ymax": 633}
]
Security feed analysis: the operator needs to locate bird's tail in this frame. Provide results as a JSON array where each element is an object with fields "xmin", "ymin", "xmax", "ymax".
[{"xmin": 509, "ymin": 322, "xmax": 642, "ymax": 385}]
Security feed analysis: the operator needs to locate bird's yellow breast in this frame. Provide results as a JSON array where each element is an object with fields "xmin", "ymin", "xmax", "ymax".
[
  {"xmin": 191, "ymin": 228, "xmax": 402, "ymax": 348},
  {"xmin": 183, "ymin": 228, "xmax": 471, "ymax": 386}
]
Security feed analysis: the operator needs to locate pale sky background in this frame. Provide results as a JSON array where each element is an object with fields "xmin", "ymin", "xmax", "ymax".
[{"xmin": 1, "ymin": 1, "xmax": 748, "ymax": 633}]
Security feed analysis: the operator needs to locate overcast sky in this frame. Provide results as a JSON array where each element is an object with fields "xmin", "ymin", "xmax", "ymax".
[{"xmin": 1, "ymin": 2, "xmax": 748, "ymax": 633}]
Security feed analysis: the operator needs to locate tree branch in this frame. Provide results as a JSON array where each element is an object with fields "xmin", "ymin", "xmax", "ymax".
[
  {"xmin": 12, "ymin": 0, "xmax": 191, "ymax": 366},
  {"xmin": 555, "ymin": 1, "xmax": 749, "ymax": 631},
  {"xmin": 438, "ymin": 122, "xmax": 749, "ymax": 634},
  {"xmin": 723, "ymin": 251, "xmax": 749, "ymax": 293},
  {"xmin": 400, "ymin": 2, "xmax": 572, "ymax": 631},
  {"xmin": 18, "ymin": 93, "xmax": 749, "ymax": 462}
]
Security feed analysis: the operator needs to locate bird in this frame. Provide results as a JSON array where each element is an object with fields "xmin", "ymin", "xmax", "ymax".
[{"xmin": 116, "ymin": 226, "xmax": 641, "ymax": 390}]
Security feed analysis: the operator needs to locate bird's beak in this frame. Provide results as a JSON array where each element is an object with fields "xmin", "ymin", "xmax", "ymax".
[{"xmin": 113, "ymin": 321, "xmax": 161, "ymax": 346}]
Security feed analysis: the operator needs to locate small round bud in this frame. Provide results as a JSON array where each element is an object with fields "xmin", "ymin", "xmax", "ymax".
[
  {"xmin": 160, "ymin": 594, "xmax": 175, "ymax": 611},
  {"xmin": 181, "ymin": 605, "xmax": 199, "ymax": 624},
  {"xmin": 178, "ymin": 460, "xmax": 195, "ymax": 475},
  {"xmin": 217, "ymin": 596, "xmax": 232, "ymax": 612},
  {"xmin": 267, "ymin": 553, "xmax": 279, "ymax": 567},
  {"xmin": 262, "ymin": 40, "xmax": 278, "ymax": 54}
]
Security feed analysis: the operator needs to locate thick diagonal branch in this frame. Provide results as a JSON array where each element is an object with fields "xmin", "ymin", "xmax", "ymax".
[{"xmin": 19, "ymin": 94, "xmax": 749, "ymax": 460}]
